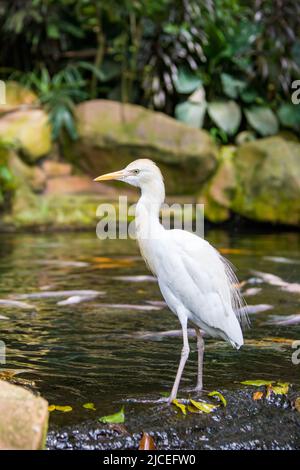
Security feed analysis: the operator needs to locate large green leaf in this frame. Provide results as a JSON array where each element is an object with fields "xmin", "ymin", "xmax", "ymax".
[
  {"xmin": 221, "ymin": 73, "xmax": 246, "ymax": 99},
  {"xmin": 208, "ymin": 101, "xmax": 241, "ymax": 135},
  {"xmin": 245, "ymin": 106, "xmax": 279, "ymax": 136},
  {"xmin": 174, "ymin": 67, "xmax": 202, "ymax": 94},
  {"xmin": 99, "ymin": 406, "xmax": 125, "ymax": 424},
  {"xmin": 278, "ymin": 103, "xmax": 300, "ymax": 131},
  {"xmin": 175, "ymin": 101, "xmax": 206, "ymax": 128}
]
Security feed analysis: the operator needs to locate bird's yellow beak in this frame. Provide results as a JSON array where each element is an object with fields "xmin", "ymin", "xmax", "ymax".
[{"xmin": 93, "ymin": 170, "xmax": 125, "ymax": 182}]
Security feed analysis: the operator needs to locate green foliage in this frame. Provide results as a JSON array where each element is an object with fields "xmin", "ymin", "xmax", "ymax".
[
  {"xmin": 244, "ymin": 107, "xmax": 279, "ymax": 137},
  {"xmin": 0, "ymin": 140, "xmax": 15, "ymax": 210},
  {"xmin": 0, "ymin": 0, "xmax": 299, "ymax": 141},
  {"xmin": 19, "ymin": 66, "xmax": 89, "ymax": 140}
]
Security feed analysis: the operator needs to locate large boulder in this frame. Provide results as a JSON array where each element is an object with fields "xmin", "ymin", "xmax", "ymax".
[
  {"xmin": 199, "ymin": 137, "xmax": 300, "ymax": 226},
  {"xmin": 64, "ymin": 100, "xmax": 218, "ymax": 194},
  {"xmin": 0, "ymin": 109, "xmax": 51, "ymax": 162},
  {"xmin": 198, "ymin": 146, "xmax": 236, "ymax": 223},
  {"xmin": 0, "ymin": 380, "xmax": 48, "ymax": 449},
  {"xmin": 232, "ymin": 137, "xmax": 300, "ymax": 226}
]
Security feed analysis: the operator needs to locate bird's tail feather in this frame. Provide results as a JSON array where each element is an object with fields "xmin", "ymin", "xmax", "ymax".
[{"xmin": 220, "ymin": 255, "xmax": 250, "ymax": 330}]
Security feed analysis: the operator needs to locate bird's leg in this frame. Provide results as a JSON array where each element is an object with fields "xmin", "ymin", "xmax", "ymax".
[
  {"xmin": 195, "ymin": 328, "xmax": 204, "ymax": 392},
  {"xmin": 168, "ymin": 318, "xmax": 189, "ymax": 404}
]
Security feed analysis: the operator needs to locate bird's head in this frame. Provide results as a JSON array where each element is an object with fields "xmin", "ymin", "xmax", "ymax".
[{"xmin": 94, "ymin": 159, "xmax": 164, "ymax": 191}]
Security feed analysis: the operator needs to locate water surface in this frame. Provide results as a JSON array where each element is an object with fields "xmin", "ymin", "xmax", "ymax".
[{"xmin": 0, "ymin": 230, "xmax": 299, "ymax": 428}]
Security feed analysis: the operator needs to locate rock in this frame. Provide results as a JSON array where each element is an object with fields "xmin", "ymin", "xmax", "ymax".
[
  {"xmin": 46, "ymin": 175, "xmax": 113, "ymax": 195},
  {"xmin": 64, "ymin": 100, "xmax": 217, "ymax": 194},
  {"xmin": 198, "ymin": 146, "xmax": 237, "ymax": 223},
  {"xmin": 42, "ymin": 160, "xmax": 72, "ymax": 178},
  {"xmin": 0, "ymin": 81, "xmax": 38, "ymax": 113},
  {"xmin": 8, "ymin": 152, "xmax": 46, "ymax": 193},
  {"xmin": 0, "ymin": 380, "xmax": 48, "ymax": 449},
  {"xmin": 0, "ymin": 109, "xmax": 51, "ymax": 161},
  {"xmin": 232, "ymin": 137, "xmax": 300, "ymax": 226}
]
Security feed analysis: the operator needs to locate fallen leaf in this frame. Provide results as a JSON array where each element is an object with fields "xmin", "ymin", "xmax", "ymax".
[
  {"xmin": 48, "ymin": 405, "xmax": 73, "ymax": 412},
  {"xmin": 138, "ymin": 433, "xmax": 156, "ymax": 450},
  {"xmin": 0, "ymin": 369, "xmax": 31, "ymax": 381},
  {"xmin": 83, "ymin": 402, "xmax": 96, "ymax": 411},
  {"xmin": 241, "ymin": 379, "xmax": 274, "ymax": 386},
  {"xmin": 187, "ymin": 405, "xmax": 201, "ymax": 413},
  {"xmin": 253, "ymin": 391, "xmax": 264, "ymax": 401},
  {"xmin": 233, "ymin": 280, "xmax": 247, "ymax": 289},
  {"xmin": 294, "ymin": 397, "xmax": 300, "ymax": 412},
  {"xmin": 93, "ymin": 257, "xmax": 135, "ymax": 269},
  {"xmin": 172, "ymin": 399, "xmax": 187, "ymax": 415},
  {"xmin": 190, "ymin": 399, "xmax": 218, "ymax": 413},
  {"xmin": 208, "ymin": 391, "xmax": 227, "ymax": 407},
  {"xmin": 264, "ymin": 337, "xmax": 295, "ymax": 345},
  {"xmin": 54, "ymin": 405, "xmax": 73, "ymax": 412},
  {"xmin": 99, "ymin": 407, "xmax": 125, "ymax": 424},
  {"xmin": 270, "ymin": 382, "xmax": 289, "ymax": 396},
  {"xmin": 219, "ymin": 248, "xmax": 251, "ymax": 255},
  {"xmin": 160, "ymin": 391, "xmax": 170, "ymax": 397}
]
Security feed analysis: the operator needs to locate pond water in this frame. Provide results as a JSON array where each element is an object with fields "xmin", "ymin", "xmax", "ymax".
[{"xmin": 0, "ymin": 229, "xmax": 299, "ymax": 433}]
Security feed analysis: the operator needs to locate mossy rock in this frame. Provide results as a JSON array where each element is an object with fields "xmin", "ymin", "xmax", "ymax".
[
  {"xmin": 0, "ymin": 81, "xmax": 38, "ymax": 113},
  {"xmin": 198, "ymin": 146, "xmax": 237, "ymax": 223},
  {"xmin": 1, "ymin": 189, "xmax": 120, "ymax": 231},
  {"xmin": 232, "ymin": 136, "xmax": 300, "ymax": 226},
  {"xmin": 63, "ymin": 100, "xmax": 218, "ymax": 195},
  {"xmin": 0, "ymin": 109, "xmax": 51, "ymax": 162}
]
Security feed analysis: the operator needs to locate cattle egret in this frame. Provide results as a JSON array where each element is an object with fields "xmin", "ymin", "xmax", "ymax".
[{"xmin": 94, "ymin": 159, "xmax": 248, "ymax": 403}]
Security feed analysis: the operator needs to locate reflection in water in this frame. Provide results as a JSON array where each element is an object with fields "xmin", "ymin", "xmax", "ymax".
[{"xmin": 0, "ymin": 230, "xmax": 299, "ymax": 426}]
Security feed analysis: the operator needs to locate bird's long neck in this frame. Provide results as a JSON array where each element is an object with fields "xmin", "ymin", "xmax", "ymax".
[{"xmin": 135, "ymin": 178, "xmax": 165, "ymax": 240}]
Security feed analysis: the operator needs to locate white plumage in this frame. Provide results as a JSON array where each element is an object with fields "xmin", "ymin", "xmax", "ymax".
[{"xmin": 94, "ymin": 158, "xmax": 248, "ymax": 402}]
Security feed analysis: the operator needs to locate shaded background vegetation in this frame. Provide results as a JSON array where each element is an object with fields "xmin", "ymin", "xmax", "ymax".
[{"xmin": 1, "ymin": 0, "xmax": 300, "ymax": 142}]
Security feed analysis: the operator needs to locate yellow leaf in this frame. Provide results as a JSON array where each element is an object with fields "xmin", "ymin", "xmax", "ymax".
[
  {"xmin": 269, "ymin": 382, "xmax": 289, "ymax": 396},
  {"xmin": 54, "ymin": 405, "xmax": 73, "ymax": 412},
  {"xmin": 187, "ymin": 405, "xmax": 201, "ymax": 413},
  {"xmin": 253, "ymin": 391, "xmax": 264, "ymax": 401},
  {"xmin": 294, "ymin": 397, "xmax": 300, "ymax": 412},
  {"xmin": 190, "ymin": 399, "xmax": 218, "ymax": 413},
  {"xmin": 83, "ymin": 402, "xmax": 96, "ymax": 411},
  {"xmin": 241, "ymin": 379, "xmax": 274, "ymax": 386},
  {"xmin": 48, "ymin": 405, "xmax": 56, "ymax": 412},
  {"xmin": 219, "ymin": 248, "xmax": 250, "ymax": 255},
  {"xmin": 172, "ymin": 399, "xmax": 187, "ymax": 415},
  {"xmin": 208, "ymin": 391, "xmax": 227, "ymax": 407}
]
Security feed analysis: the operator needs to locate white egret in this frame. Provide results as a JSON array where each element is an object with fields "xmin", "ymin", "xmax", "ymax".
[{"xmin": 94, "ymin": 159, "xmax": 248, "ymax": 403}]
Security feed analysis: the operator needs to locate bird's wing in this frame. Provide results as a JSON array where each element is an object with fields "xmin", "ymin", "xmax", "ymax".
[{"xmin": 156, "ymin": 229, "xmax": 247, "ymax": 345}]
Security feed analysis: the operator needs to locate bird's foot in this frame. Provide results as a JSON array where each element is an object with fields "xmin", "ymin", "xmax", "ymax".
[{"xmin": 167, "ymin": 394, "xmax": 176, "ymax": 405}]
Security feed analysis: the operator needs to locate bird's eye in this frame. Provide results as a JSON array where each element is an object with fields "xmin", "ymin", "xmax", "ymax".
[{"xmin": 132, "ymin": 169, "xmax": 140, "ymax": 175}]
